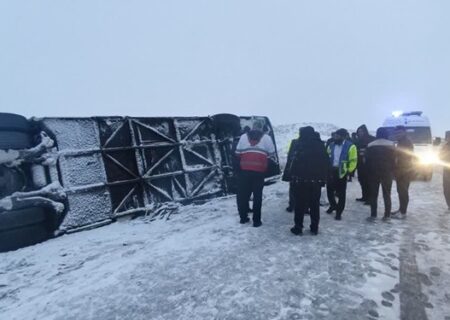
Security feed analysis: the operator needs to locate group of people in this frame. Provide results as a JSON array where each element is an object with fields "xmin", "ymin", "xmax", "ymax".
[{"xmin": 234, "ymin": 120, "xmax": 450, "ymax": 235}]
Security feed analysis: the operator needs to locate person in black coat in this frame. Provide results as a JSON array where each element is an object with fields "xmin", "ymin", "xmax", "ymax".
[
  {"xmin": 366, "ymin": 127, "xmax": 396, "ymax": 221},
  {"xmin": 393, "ymin": 126, "xmax": 414, "ymax": 216},
  {"xmin": 289, "ymin": 126, "xmax": 329, "ymax": 235},
  {"xmin": 282, "ymin": 128, "xmax": 301, "ymax": 212},
  {"xmin": 355, "ymin": 124, "xmax": 376, "ymax": 203}
]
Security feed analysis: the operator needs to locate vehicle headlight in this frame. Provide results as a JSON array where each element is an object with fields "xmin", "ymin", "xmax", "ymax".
[{"xmin": 417, "ymin": 151, "xmax": 439, "ymax": 165}]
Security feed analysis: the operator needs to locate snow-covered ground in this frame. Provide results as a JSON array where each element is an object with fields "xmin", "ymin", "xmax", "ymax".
[{"xmin": 1, "ymin": 124, "xmax": 450, "ymax": 320}]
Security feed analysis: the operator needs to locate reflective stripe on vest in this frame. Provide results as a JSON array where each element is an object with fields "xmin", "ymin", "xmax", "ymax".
[
  {"xmin": 240, "ymin": 150, "xmax": 269, "ymax": 173},
  {"xmin": 330, "ymin": 141, "xmax": 352, "ymax": 177}
]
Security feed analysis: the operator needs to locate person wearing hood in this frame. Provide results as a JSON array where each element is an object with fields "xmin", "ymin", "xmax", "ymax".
[
  {"xmin": 289, "ymin": 126, "xmax": 329, "ymax": 235},
  {"xmin": 355, "ymin": 125, "xmax": 376, "ymax": 203},
  {"xmin": 326, "ymin": 128, "xmax": 358, "ymax": 220},
  {"xmin": 440, "ymin": 131, "xmax": 450, "ymax": 209},
  {"xmin": 235, "ymin": 120, "xmax": 276, "ymax": 227},
  {"xmin": 282, "ymin": 128, "xmax": 302, "ymax": 212},
  {"xmin": 366, "ymin": 128, "xmax": 396, "ymax": 221}
]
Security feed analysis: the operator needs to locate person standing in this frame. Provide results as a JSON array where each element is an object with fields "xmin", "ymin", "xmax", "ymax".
[
  {"xmin": 326, "ymin": 128, "xmax": 358, "ymax": 220},
  {"xmin": 282, "ymin": 128, "xmax": 301, "ymax": 212},
  {"xmin": 289, "ymin": 127, "xmax": 329, "ymax": 235},
  {"xmin": 347, "ymin": 132, "xmax": 358, "ymax": 182},
  {"xmin": 440, "ymin": 131, "xmax": 450, "ymax": 209},
  {"xmin": 366, "ymin": 128, "xmax": 396, "ymax": 221},
  {"xmin": 326, "ymin": 132, "xmax": 337, "ymax": 149},
  {"xmin": 235, "ymin": 120, "xmax": 276, "ymax": 227},
  {"xmin": 393, "ymin": 126, "xmax": 414, "ymax": 216},
  {"xmin": 355, "ymin": 125, "xmax": 376, "ymax": 203}
]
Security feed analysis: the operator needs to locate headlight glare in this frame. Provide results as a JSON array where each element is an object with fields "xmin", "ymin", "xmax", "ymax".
[{"xmin": 417, "ymin": 152, "xmax": 439, "ymax": 165}]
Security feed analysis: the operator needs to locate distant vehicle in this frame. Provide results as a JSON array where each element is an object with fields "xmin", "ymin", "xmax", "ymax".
[{"xmin": 383, "ymin": 111, "xmax": 437, "ymax": 181}]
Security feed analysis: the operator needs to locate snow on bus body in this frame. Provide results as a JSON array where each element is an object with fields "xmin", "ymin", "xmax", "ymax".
[
  {"xmin": 36, "ymin": 115, "xmax": 281, "ymax": 234},
  {"xmin": 382, "ymin": 111, "xmax": 437, "ymax": 181}
]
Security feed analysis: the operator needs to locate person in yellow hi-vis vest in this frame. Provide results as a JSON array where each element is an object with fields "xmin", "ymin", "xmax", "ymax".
[{"xmin": 326, "ymin": 128, "xmax": 358, "ymax": 220}]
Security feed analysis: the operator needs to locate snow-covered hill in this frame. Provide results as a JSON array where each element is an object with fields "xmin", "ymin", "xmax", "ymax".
[{"xmin": 273, "ymin": 122, "xmax": 340, "ymax": 167}]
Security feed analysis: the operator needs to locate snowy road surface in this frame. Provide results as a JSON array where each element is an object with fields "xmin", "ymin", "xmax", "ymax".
[{"xmin": 1, "ymin": 172, "xmax": 450, "ymax": 320}]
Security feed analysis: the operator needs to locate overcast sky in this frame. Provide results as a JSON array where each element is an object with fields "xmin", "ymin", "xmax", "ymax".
[{"xmin": 1, "ymin": 1, "xmax": 449, "ymax": 136}]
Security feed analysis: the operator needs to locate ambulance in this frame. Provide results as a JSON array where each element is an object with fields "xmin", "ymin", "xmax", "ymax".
[{"xmin": 382, "ymin": 111, "xmax": 436, "ymax": 181}]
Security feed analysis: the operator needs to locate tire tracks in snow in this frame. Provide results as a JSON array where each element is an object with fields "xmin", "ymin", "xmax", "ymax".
[{"xmin": 399, "ymin": 227, "xmax": 428, "ymax": 320}]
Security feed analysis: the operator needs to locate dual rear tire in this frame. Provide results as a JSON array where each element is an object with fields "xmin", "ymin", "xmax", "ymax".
[
  {"xmin": 0, "ymin": 207, "xmax": 52, "ymax": 252},
  {"xmin": 0, "ymin": 113, "xmax": 54, "ymax": 252},
  {"xmin": 0, "ymin": 112, "xmax": 32, "ymax": 149}
]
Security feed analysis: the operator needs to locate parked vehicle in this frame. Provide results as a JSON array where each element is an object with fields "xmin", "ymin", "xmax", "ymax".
[{"xmin": 382, "ymin": 111, "xmax": 436, "ymax": 181}]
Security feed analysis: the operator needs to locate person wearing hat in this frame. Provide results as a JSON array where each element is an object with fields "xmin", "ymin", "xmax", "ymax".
[
  {"xmin": 235, "ymin": 120, "xmax": 276, "ymax": 227},
  {"xmin": 326, "ymin": 128, "xmax": 358, "ymax": 220},
  {"xmin": 440, "ymin": 131, "xmax": 450, "ymax": 209},
  {"xmin": 289, "ymin": 126, "xmax": 329, "ymax": 235}
]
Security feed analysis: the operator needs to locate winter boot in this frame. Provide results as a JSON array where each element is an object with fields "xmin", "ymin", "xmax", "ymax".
[
  {"xmin": 290, "ymin": 226, "xmax": 303, "ymax": 236},
  {"xmin": 253, "ymin": 221, "xmax": 262, "ymax": 228},
  {"xmin": 240, "ymin": 217, "xmax": 250, "ymax": 224}
]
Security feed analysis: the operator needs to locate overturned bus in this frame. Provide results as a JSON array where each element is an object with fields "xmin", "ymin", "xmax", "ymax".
[{"xmin": 0, "ymin": 113, "xmax": 280, "ymax": 252}]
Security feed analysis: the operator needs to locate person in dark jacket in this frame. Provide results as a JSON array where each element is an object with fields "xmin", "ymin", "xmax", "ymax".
[
  {"xmin": 235, "ymin": 120, "xmax": 276, "ymax": 227},
  {"xmin": 366, "ymin": 128, "xmax": 396, "ymax": 221},
  {"xmin": 290, "ymin": 126, "xmax": 329, "ymax": 235},
  {"xmin": 355, "ymin": 125, "xmax": 376, "ymax": 203},
  {"xmin": 282, "ymin": 128, "xmax": 301, "ymax": 212},
  {"xmin": 393, "ymin": 126, "xmax": 414, "ymax": 216},
  {"xmin": 440, "ymin": 132, "xmax": 450, "ymax": 209}
]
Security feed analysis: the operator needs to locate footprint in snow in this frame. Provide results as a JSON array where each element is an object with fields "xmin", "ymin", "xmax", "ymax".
[
  {"xmin": 430, "ymin": 266, "xmax": 441, "ymax": 277},
  {"xmin": 289, "ymin": 313, "xmax": 302, "ymax": 320},
  {"xmin": 382, "ymin": 291, "xmax": 395, "ymax": 302},
  {"xmin": 382, "ymin": 300, "xmax": 393, "ymax": 307},
  {"xmin": 390, "ymin": 283, "xmax": 400, "ymax": 294},
  {"xmin": 418, "ymin": 273, "xmax": 433, "ymax": 286},
  {"xmin": 368, "ymin": 309, "xmax": 379, "ymax": 318}
]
